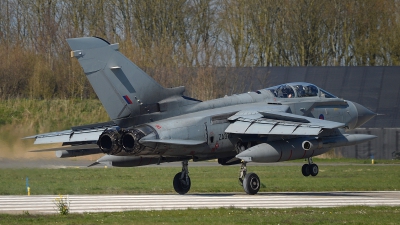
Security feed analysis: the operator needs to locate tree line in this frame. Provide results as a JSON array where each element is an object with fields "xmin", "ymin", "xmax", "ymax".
[{"xmin": 1, "ymin": 0, "xmax": 399, "ymax": 100}]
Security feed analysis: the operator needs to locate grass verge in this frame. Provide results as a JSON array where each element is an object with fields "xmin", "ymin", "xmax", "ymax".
[{"xmin": 1, "ymin": 206, "xmax": 399, "ymax": 224}]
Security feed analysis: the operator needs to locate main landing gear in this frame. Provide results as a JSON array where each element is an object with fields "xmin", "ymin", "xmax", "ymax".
[
  {"xmin": 301, "ymin": 157, "xmax": 319, "ymax": 177},
  {"xmin": 239, "ymin": 161, "xmax": 261, "ymax": 195},
  {"xmin": 173, "ymin": 160, "xmax": 191, "ymax": 195},
  {"xmin": 171, "ymin": 158, "xmax": 318, "ymax": 195}
]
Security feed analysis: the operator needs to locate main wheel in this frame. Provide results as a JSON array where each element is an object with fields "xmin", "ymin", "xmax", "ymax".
[
  {"xmin": 243, "ymin": 173, "xmax": 260, "ymax": 195},
  {"xmin": 302, "ymin": 164, "xmax": 311, "ymax": 177},
  {"xmin": 173, "ymin": 172, "xmax": 191, "ymax": 195},
  {"xmin": 310, "ymin": 164, "xmax": 319, "ymax": 176}
]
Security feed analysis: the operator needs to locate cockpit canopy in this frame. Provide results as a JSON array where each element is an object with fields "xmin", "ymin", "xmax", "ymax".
[{"xmin": 266, "ymin": 82, "xmax": 336, "ymax": 98}]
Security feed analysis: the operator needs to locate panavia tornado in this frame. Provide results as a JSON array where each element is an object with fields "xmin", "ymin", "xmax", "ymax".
[{"xmin": 26, "ymin": 37, "xmax": 377, "ymax": 195}]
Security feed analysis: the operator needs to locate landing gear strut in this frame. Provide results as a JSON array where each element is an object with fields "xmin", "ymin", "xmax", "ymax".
[
  {"xmin": 238, "ymin": 160, "xmax": 247, "ymax": 185},
  {"xmin": 301, "ymin": 157, "xmax": 319, "ymax": 177},
  {"xmin": 239, "ymin": 161, "xmax": 260, "ymax": 195},
  {"xmin": 173, "ymin": 160, "xmax": 191, "ymax": 195}
]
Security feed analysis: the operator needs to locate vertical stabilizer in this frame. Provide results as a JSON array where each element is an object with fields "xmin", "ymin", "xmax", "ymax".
[{"xmin": 66, "ymin": 37, "xmax": 184, "ymax": 120}]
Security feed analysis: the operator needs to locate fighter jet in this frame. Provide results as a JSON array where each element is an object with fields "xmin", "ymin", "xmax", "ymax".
[{"xmin": 25, "ymin": 37, "xmax": 377, "ymax": 195}]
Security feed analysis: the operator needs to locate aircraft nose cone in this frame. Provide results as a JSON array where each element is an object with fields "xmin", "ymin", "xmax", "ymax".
[{"xmin": 353, "ymin": 102, "xmax": 376, "ymax": 128}]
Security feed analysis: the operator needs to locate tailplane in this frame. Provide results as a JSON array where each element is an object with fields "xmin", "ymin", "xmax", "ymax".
[{"xmin": 66, "ymin": 37, "xmax": 184, "ymax": 120}]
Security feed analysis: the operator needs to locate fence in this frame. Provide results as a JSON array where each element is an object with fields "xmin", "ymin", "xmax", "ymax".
[{"xmin": 334, "ymin": 128, "xmax": 400, "ymax": 160}]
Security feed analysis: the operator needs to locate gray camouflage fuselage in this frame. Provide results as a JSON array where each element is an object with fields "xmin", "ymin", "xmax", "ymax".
[{"xmin": 118, "ymin": 88, "xmax": 373, "ymax": 161}]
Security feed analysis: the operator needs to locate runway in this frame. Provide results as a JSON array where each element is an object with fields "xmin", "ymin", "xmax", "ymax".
[{"xmin": 1, "ymin": 191, "xmax": 400, "ymax": 214}]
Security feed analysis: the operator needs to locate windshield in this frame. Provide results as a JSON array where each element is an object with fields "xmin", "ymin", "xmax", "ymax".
[{"xmin": 266, "ymin": 82, "xmax": 337, "ymax": 98}]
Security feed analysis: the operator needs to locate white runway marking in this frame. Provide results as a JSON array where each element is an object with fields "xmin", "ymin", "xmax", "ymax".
[{"xmin": 1, "ymin": 192, "xmax": 400, "ymax": 214}]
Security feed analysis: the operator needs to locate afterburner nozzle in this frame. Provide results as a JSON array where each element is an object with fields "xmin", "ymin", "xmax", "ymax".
[
  {"xmin": 120, "ymin": 129, "xmax": 145, "ymax": 153},
  {"xmin": 97, "ymin": 130, "xmax": 122, "ymax": 155}
]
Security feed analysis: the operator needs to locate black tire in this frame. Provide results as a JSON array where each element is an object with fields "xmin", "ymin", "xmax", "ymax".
[
  {"xmin": 173, "ymin": 172, "xmax": 191, "ymax": 195},
  {"xmin": 310, "ymin": 164, "xmax": 319, "ymax": 176},
  {"xmin": 243, "ymin": 173, "xmax": 260, "ymax": 195},
  {"xmin": 302, "ymin": 164, "xmax": 311, "ymax": 177}
]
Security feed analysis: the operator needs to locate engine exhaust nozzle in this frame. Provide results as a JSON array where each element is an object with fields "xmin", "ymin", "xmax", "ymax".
[
  {"xmin": 120, "ymin": 129, "xmax": 146, "ymax": 154},
  {"xmin": 98, "ymin": 130, "xmax": 122, "ymax": 155}
]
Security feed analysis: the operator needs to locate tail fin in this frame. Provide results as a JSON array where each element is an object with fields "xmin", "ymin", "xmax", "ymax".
[{"xmin": 66, "ymin": 37, "xmax": 184, "ymax": 120}]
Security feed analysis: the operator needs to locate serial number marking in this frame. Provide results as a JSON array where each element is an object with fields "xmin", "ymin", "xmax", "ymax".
[{"xmin": 218, "ymin": 133, "xmax": 230, "ymax": 140}]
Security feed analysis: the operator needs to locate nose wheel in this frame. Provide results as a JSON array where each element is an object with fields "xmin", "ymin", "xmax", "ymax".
[
  {"xmin": 301, "ymin": 157, "xmax": 319, "ymax": 177},
  {"xmin": 173, "ymin": 161, "xmax": 191, "ymax": 194}
]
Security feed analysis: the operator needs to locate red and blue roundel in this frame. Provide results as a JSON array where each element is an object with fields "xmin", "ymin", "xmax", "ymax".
[
  {"xmin": 122, "ymin": 95, "xmax": 133, "ymax": 104},
  {"xmin": 319, "ymin": 114, "xmax": 324, "ymax": 120}
]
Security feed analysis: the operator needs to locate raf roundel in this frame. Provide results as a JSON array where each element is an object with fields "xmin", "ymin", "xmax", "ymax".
[{"xmin": 319, "ymin": 114, "xmax": 324, "ymax": 120}]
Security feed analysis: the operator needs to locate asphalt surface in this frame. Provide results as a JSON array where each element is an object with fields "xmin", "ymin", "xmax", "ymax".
[
  {"xmin": 1, "ymin": 191, "xmax": 399, "ymax": 214},
  {"xmin": 0, "ymin": 158, "xmax": 101, "ymax": 169}
]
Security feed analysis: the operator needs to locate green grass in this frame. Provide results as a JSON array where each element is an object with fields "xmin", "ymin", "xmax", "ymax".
[
  {"xmin": 0, "ymin": 206, "xmax": 399, "ymax": 224},
  {"xmin": 1, "ymin": 164, "xmax": 399, "ymax": 195}
]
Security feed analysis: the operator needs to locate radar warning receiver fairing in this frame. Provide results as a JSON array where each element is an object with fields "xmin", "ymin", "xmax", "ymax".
[{"xmin": 25, "ymin": 37, "xmax": 377, "ymax": 195}]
